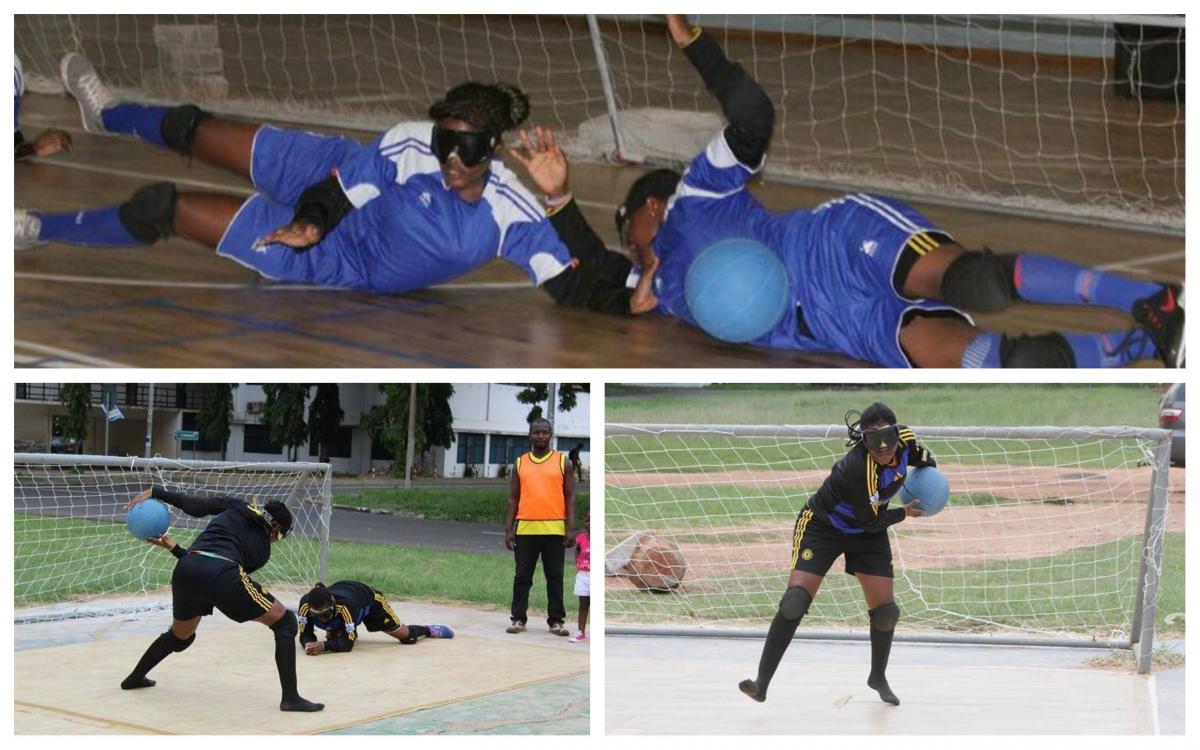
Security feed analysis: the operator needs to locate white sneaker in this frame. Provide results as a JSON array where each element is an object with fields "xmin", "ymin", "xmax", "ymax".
[
  {"xmin": 61, "ymin": 53, "xmax": 115, "ymax": 134},
  {"xmin": 568, "ymin": 631, "xmax": 586, "ymax": 643},
  {"xmin": 15, "ymin": 209, "xmax": 44, "ymax": 251}
]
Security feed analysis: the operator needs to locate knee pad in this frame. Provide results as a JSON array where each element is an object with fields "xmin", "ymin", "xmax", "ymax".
[
  {"xmin": 270, "ymin": 609, "xmax": 298, "ymax": 641},
  {"xmin": 118, "ymin": 182, "xmax": 177, "ymax": 243},
  {"xmin": 940, "ymin": 250, "xmax": 1016, "ymax": 312},
  {"xmin": 869, "ymin": 602, "xmax": 900, "ymax": 632},
  {"xmin": 167, "ymin": 629, "xmax": 196, "ymax": 652},
  {"xmin": 1001, "ymin": 333, "xmax": 1076, "ymax": 368},
  {"xmin": 778, "ymin": 586, "xmax": 813, "ymax": 622},
  {"xmin": 161, "ymin": 104, "xmax": 209, "ymax": 153}
]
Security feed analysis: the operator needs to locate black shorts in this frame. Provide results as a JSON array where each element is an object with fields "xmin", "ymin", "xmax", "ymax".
[
  {"xmin": 790, "ymin": 508, "xmax": 894, "ymax": 578},
  {"xmin": 171, "ymin": 552, "xmax": 277, "ymax": 623},
  {"xmin": 362, "ymin": 590, "xmax": 403, "ymax": 633}
]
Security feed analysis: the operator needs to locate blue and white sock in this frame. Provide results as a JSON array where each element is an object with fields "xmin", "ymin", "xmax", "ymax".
[
  {"xmin": 1014, "ymin": 253, "xmax": 1162, "ymax": 313},
  {"xmin": 33, "ymin": 207, "xmax": 143, "ymax": 247}
]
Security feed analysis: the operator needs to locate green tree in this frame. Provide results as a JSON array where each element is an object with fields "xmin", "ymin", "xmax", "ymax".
[
  {"xmin": 261, "ymin": 384, "xmax": 310, "ymax": 461},
  {"xmin": 308, "ymin": 384, "xmax": 344, "ymax": 464},
  {"xmin": 515, "ymin": 383, "xmax": 586, "ymax": 423},
  {"xmin": 361, "ymin": 384, "xmax": 455, "ymax": 477},
  {"xmin": 58, "ymin": 383, "xmax": 92, "ymax": 454},
  {"xmin": 197, "ymin": 384, "xmax": 236, "ymax": 460}
]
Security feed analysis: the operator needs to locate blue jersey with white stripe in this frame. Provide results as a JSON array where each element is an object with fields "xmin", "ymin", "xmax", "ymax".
[
  {"xmin": 638, "ymin": 130, "xmax": 966, "ymax": 365},
  {"xmin": 316, "ymin": 122, "xmax": 572, "ymax": 292}
]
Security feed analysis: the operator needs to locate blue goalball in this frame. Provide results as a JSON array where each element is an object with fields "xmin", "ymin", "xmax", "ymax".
[
  {"xmin": 127, "ymin": 498, "xmax": 171, "ymax": 540},
  {"xmin": 684, "ymin": 239, "xmax": 790, "ymax": 343},
  {"xmin": 899, "ymin": 466, "xmax": 950, "ymax": 517}
]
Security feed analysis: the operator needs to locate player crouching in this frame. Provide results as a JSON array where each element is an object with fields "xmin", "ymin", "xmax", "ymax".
[{"xmin": 297, "ymin": 581, "xmax": 453, "ymax": 655}]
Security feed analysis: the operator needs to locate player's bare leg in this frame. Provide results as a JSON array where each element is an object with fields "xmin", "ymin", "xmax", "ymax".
[
  {"xmin": 174, "ymin": 192, "xmax": 245, "ymax": 249},
  {"xmin": 255, "ymin": 600, "xmax": 325, "ymax": 712},
  {"xmin": 857, "ymin": 573, "xmax": 901, "ymax": 706},
  {"xmin": 902, "ymin": 242, "xmax": 967, "ymax": 300},
  {"xmin": 739, "ymin": 570, "xmax": 822, "ymax": 702},
  {"xmin": 120, "ymin": 616, "xmax": 201, "ymax": 689},
  {"xmin": 899, "ymin": 315, "xmax": 979, "ymax": 368},
  {"xmin": 189, "ymin": 117, "xmax": 259, "ymax": 180}
]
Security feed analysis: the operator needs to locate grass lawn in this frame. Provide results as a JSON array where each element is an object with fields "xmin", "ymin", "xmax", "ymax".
[
  {"xmin": 333, "ymin": 485, "xmax": 589, "ymax": 524},
  {"xmin": 16, "ymin": 514, "xmax": 567, "ymax": 614}
]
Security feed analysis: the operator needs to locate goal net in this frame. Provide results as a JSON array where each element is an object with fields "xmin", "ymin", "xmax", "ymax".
[
  {"xmin": 14, "ymin": 14, "xmax": 1183, "ymax": 232},
  {"xmin": 606, "ymin": 424, "xmax": 1174, "ymax": 663},
  {"xmin": 14, "ymin": 454, "xmax": 333, "ymax": 623}
]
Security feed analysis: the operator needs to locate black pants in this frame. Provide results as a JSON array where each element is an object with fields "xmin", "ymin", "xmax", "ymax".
[{"xmin": 511, "ymin": 534, "xmax": 566, "ymax": 626}]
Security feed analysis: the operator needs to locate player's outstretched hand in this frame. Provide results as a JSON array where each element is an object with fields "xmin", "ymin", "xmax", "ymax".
[
  {"xmin": 304, "ymin": 642, "xmax": 324, "ymax": 656},
  {"xmin": 125, "ymin": 487, "xmax": 154, "ymax": 511},
  {"xmin": 33, "ymin": 128, "xmax": 73, "ymax": 157},
  {"xmin": 507, "ymin": 126, "xmax": 569, "ymax": 201},
  {"xmin": 664, "ymin": 15, "xmax": 693, "ymax": 46},
  {"xmin": 902, "ymin": 499, "xmax": 925, "ymax": 518},
  {"xmin": 145, "ymin": 533, "xmax": 176, "ymax": 551},
  {"xmin": 257, "ymin": 221, "xmax": 323, "ymax": 250}
]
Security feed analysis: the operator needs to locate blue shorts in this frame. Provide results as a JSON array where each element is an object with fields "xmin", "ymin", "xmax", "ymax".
[
  {"xmin": 796, "ymin": 194, "xmax": 973, "ymax": 367},
  {"xmin": 215, "ymin": 126, "xmax": 371, "ymax": 287}
]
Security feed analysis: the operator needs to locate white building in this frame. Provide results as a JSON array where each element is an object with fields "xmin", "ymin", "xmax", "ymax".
[{"xmin": 14, "ymin": 383, "xmax": 590, "ymax": 478}]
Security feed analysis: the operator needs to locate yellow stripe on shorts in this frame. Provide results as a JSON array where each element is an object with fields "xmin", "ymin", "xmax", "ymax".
[
  {"xmin": 239, "ymin": 568, "xmax": 273, "ymax": 612},
  {"xmin": 790, "ymin": 509, "xmax": 813, "ymax": 568},
  {"xmin": 374, "ymin": 593, "xmax": 401, "ymax": 624},
  {"xmin": 906, "ymin": 232, "xmax": 939, "ymax": 255}
]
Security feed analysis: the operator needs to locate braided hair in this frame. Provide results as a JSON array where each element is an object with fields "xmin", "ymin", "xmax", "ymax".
[
  {"xmin": 844, "ymin": 402, "xmax": 898, "ymax": 447},
  {"xmin": 305, "ymin": 582, "xmax": 335, "ymax": 613},
  {"xmin": 428, "ymin": 82, "xmax": 531, "ymax": 141}
]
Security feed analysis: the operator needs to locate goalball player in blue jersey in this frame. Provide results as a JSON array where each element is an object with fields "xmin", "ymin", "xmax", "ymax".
[
  {"xmin": 14, "ymin": 54, "xmax": 634, "ymax": 313},
  {"xmin": 525, "ymin": 15, "xmax": 1184, "ymax": 368}
]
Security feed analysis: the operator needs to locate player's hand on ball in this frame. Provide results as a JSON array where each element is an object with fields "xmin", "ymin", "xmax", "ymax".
[
  {"xmin": 508, "ymin": 126, "xmax": 569, "ymax": 200},
  {"xmin": 305, "ymin": 642, "xmax": 324, "ymax": 655},
  {"xmin": 145, "ymin": 534, "xmax": 175, "ymax": 550},
  {"xmin": 33, "ymin": 128, "xmax": 73, "ymax": 156},
  {"xmin": 258, "ymin": 221, "xmax": 323, "ymax": 250},
  {"xmin": 902, "ymin": 499, "xmax": 925, "ymax": 518},
  {"xmin": 125, "ymin": 488, "xmax": 154, "ymax": 511}
]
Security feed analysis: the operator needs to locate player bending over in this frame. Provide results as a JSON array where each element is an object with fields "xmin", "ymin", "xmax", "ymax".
[
  {"xmin": 14, "ymin": 54, "xmax": 633, "ymax": 312},
  {"xmin": 517, "ymin": 15, "xmax": 1183, "ymax": 368},
  {"xmin": 740, "ymin": 403, "xmax": 928, "ymax": 706},
  {"xmin": 297, "ymin": 581, "xmax": 453, "ymax": 654},
  {"xmin": 121, "ymin": 486, "xmax": 323, "ymax": 712}
]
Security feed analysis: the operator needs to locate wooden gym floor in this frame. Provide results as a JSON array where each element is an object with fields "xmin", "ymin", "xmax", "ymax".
[{"xmin": 14, "ymin": 94, "xmax": 1183, "ymax": 368}]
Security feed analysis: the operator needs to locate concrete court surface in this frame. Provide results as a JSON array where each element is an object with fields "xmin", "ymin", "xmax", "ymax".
[
  {"xmin": 15, "ymin": 599, "xmax": 589, "ymax": 734},
  {"xmin": 607, "ymin": 634, "xmax": 1182, "ymax": 735}
]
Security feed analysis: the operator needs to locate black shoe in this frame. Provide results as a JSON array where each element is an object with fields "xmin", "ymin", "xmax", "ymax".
[
  {"xmin": 738, "ymin": 679, "xmax": 766, "ymax": 702},
  {"xmin": 280, "ymin": 697, "xmax": 325, "ymax": 712},
  {"xmin": 1132, "ymin": 284, "xmax": 1184, "ymax": 367}
]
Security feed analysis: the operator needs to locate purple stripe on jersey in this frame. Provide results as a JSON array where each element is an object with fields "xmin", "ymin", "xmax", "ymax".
[
  {"xmin": 827, "ymin": 506, "xmax": 866, "ymax": 534},
  {"xmin": 489, "ymin": 175, "xmax": 542, "ymax": 220},
  {"xmin": 379, "ymin": 138, "xmax": 434, "ymax": 157}
]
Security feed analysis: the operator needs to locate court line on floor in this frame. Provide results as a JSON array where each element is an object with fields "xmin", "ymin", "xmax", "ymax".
[
  {"xmin": 15, "ymin": 272, "xmax": 532, "ymax": 292},
  {"xmin": 1094, "ymin": 250, "xmax": 1185, "ymax": 273},
  {"xmin": 14, "ymin": 340, "xmax": 133, "ymax": 368}
]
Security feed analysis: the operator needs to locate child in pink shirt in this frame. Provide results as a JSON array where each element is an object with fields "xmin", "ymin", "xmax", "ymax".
[{"xmin": 570, "ymin": 511, "xmax": 590, "ymax": 642}]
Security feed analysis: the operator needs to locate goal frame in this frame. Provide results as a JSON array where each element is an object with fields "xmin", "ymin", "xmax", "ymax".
[
  {"xmin": 13, "ymin": 453, "xmax": 334, "ymax": 623},
  {"xmin": 604, "ymin": 424, "xmax": 1173, "ymax": 674}
]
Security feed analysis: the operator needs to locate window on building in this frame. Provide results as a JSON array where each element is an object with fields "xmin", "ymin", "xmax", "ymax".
[
  {"xmin": 490, "ymin": 434, "xmax": 526, "ymax": 465},
  {"xmin": 370, "ymin": 434, "xmax": 394, "ymax": 461},
  {"xmin": 243, "ymin": 423, "xmax": 282, "ymax": 455},
  {"xmin": 557, "ymin": 437, "xmax": 590, "ymax": 454},
  {"xmin": 309, "ymin": 425, "xmax": 354, "ymax": 459},
  {"xmin": 181, "ymin": 412, "xmax": 224, "ymax": 453},
  {"xmin": 456, "ymin": 432, "xmax": 486, "ymax": 466}
]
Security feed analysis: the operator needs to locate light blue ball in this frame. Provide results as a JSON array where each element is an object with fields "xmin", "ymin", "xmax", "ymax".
[
  {"xmin": 684, "ymin": 239, "xmax": 790, "ymax": 343},
  {"xmin": 127, "ymin": 498, "xmax": 171, "ymax": 539},
  {"xmin": 899, "ymin": 466, "xmax": 950, "ymax": 517}
]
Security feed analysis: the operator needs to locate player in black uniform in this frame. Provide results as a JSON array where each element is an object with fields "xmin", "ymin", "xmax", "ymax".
[
  {"xmin": 297, "ymin": 581, "xmax": 454, "ymax": 654},
  {"xmin": 120, "ymin": 486, "xmax": 324, "ymax": 712},
  {"xmin": 739, "ymin": 403, "xmax": 931, "ymax": 707}
]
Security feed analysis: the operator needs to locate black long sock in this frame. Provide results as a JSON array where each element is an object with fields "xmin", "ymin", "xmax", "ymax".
[
  {"xmin": 867, "ymin": 625, "xmax": 899, "ymax": 705},
  {"xmin": 407, "ymin": 625, "xmax": 430, "ymax": 640},
  {"xmin": 275, "ymin": 632, "xmax": 299, "ymax": 702},
  {"xmin": 121, "ymin": 631, "xmax": 176, "ymax": 689},
  {"xmin": 746, "ymin": 610, "xmax": 802, "ymax": 700}
]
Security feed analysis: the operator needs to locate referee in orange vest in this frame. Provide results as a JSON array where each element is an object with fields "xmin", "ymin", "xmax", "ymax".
[{"xmin": 505, "ymin": 417, "xmax": 577, "ymax": 635}]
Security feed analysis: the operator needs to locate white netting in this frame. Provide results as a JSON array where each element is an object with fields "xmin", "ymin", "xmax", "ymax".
[
  {"xmin": 14, "ymin": 454, "xmax": 332, "ymax": 621},
  {"xmin": 605, "ymin": 424, "xmax": 1172, "ymax": 642},
  {"xmin": 14, "ymin": 14, "xmax": 1183, "ymax": 231}
]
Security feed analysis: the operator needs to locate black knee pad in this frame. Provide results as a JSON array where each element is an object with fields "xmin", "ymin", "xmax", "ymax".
[
  {"xmin": 118, "ymin": 182, "xmax": 177, "ymax": 243},
  {"xmin": 869, "ymin": 602, "xmax": 900, "ymax": 632},
  {"xmin": 161, "ymin": 104, "xmax": 209, "ymax": 153},
  {"xmin": 270, "ymin": 610, "xmax": 298, "ymax": 641},
  {"xmin": 778, "ymin": 586, "xmax": 813, "ymax": 622},
  {"xmin": 940, "ymin": 250, "xmax": 1016, "ymax": 312},
  {"xmin": 1000, "ymin": 333, "xmax": 1077, "ymax": 368},
  {"xmin": 167, "ymin": 629, "xmax": 196, "ymax": 652}
]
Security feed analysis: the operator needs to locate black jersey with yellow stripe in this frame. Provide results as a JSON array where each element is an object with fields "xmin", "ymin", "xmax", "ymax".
[
  {"xmin": 805, "ymin": 426, "xmax": 935, "ymax": 535},
  {"xmin": 297, "ymin": 580, "xmax": 377, "ymax": 650}
]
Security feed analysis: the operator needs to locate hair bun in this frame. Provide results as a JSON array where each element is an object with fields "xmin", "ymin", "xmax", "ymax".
[{"xmin": 496, "ymin": 83, "xmax": 530, "ymax": 129}]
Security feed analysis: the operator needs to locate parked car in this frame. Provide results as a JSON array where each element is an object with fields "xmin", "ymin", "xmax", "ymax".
[{"xmin": 1158, "ymin": 382, "xmax": 1184, "ymax": 467}]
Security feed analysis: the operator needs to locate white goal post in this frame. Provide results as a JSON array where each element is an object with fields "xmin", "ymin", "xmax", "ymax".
[
  {"xmin": 14, "ymin": 454, "xmax": 333, "ymax": 623},
  {"xmin": 605, "ymin": 424, "xmax": 1173, "ymax": 673},
  {"xmin": 14, "ymin": 14, "xmax": 1183, "ymax": 233}
]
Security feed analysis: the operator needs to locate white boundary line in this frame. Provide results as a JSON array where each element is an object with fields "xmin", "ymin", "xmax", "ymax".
[
  {"xmin": 13, "ymin": 340, "xmax": 132, "ymax": 368},
  {"xmin": 1148, "ymin": 673, "xmax": 1161, "ymax": 735},
  {"xmin": 14, "ymin": 272, "xmax": 531, "ymax": 292}
]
